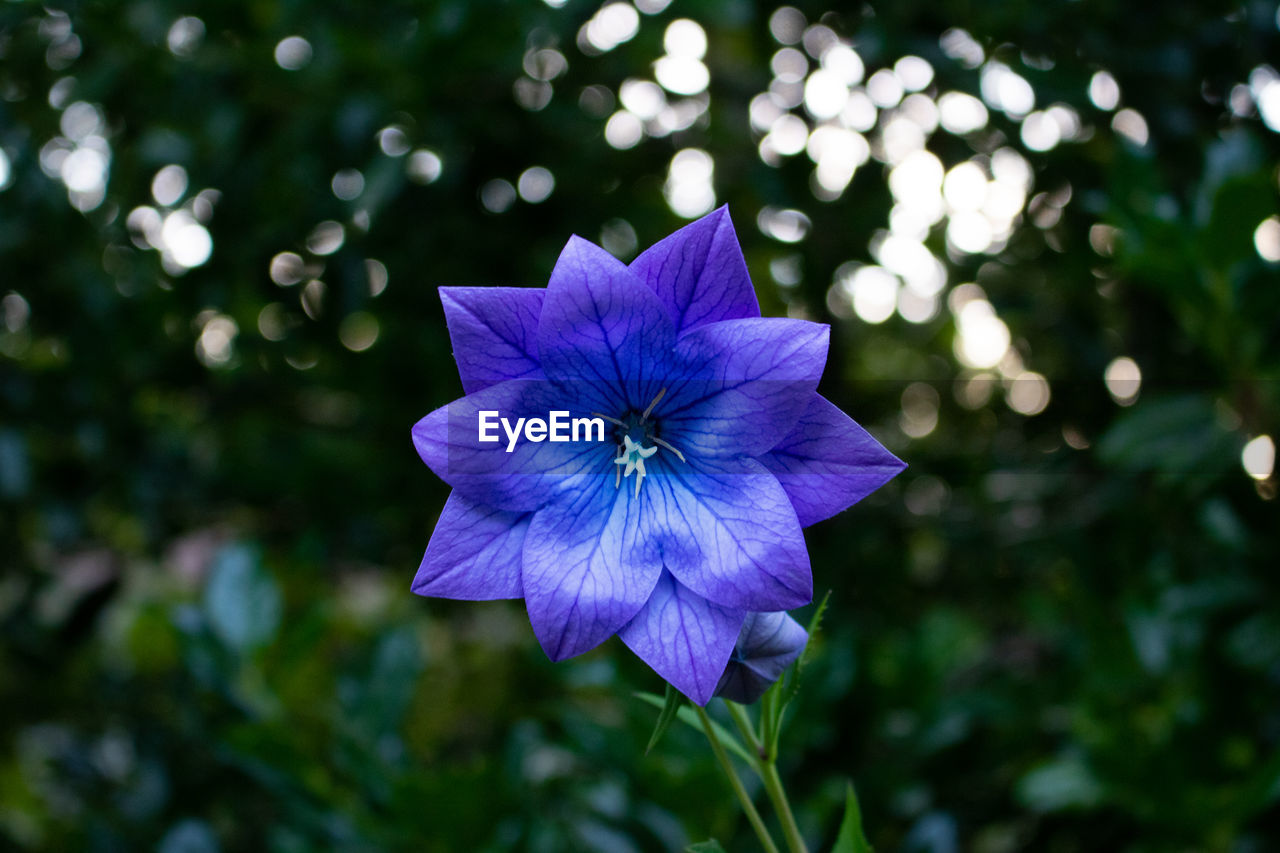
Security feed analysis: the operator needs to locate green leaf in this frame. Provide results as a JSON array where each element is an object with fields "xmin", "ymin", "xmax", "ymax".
[
  {"xmin": 634, "ymin": 692, "xmax": 755, "ymax": 765},
  {"xmin": 831, "ymin": 783, "xmax": 873, "ymax": 853},
  {"xmin": 801, "ymin": 591, "xmax": 832, "ymax": 660},
  {"xmin": 646, "ymin": 682, "xmax": 684, "ymax": 754},
  {"xmin": 685, "ymin": 841, "xmax": 728, "ymax": 853},
  {"xmin": 771, "ymin": 590, "xmax": 832, "ymax": 747},
  {"xmin": 1096, "ymin": 395, "xmax": 1236, "ymax": 486}
]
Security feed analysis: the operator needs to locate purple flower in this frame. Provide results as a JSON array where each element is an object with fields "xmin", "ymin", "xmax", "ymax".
[
  {"xmin": 411, "ymin": 207, "xmax": 904, "ymax": 704},
  {"xmin": 714, "ymin": 612, "xmax": 809, "ymax": 705}
]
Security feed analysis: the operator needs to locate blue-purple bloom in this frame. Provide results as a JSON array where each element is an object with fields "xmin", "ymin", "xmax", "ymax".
[
  {"xmin": 412, "ymin": 207, "xmax": 904, "ymax": 704},
  {"xmin": 714, "ymin": 611, "xmax": 809, "ymax": 704}
]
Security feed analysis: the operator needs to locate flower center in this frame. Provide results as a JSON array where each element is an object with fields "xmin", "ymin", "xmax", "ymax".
[{"xmin": 593, "ymin": 388, "xmax": 685, "ymax": 497}]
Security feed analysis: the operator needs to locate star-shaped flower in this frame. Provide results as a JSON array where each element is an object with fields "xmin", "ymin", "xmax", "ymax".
[{"xmin": 411, "ymin": 207, "xmax": 904, "ymax": 704}]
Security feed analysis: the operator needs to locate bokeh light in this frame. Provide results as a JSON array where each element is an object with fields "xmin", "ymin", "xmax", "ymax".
[
  {"xmin": 1104, "ymin": 356, "xmax": 1142, "ymax": 405},
  {"xmin": 844, "ymin": 265, "xmax": 899, "ymax": 324},
  {"xmin": 980, "ymin": 61, "xmax": 1035, "ymax": 117},
  {"xmin": 517, "ymin": 166, "xmax": 555, "ymax": 203},
  {"xmin": 274, "ymin": 36, "xmax": 312, "ymax": 71},
  {"xmin": 757, "ymin": 207, "xmax": 811, "ymax": 243},
  {"xmin": 1112, "ymin": 108, "xmax": 1149, "ymax": 146},
  {"xmin": 939, "ymin": 27, "xmax": 984, "ymax": 68},
  {"xmin": 269, "ymin": 252, "xmax": 305, "ymax": 286},
  {"xmin": 378, "ymin": 126, "xmax": 410, "ymax": 157},
  {"xmin": 407, "ymin": 149, "xmax": 443, "ymax": 184},
  {"xmin": 3, "ymin": 292, "xmax": 30, "ymax": 332},
  {"xmin": 1006, "ymin": 371, "xmax": 1050, "ymax": 416},
  {"xmin": 306, "ymin": 221, "xmax": 345, "ymax": 255},
  {"xmin": 1241, "ymin": 435, "xmax": 1275, "ymax": 480},
  {"xmin": 480, "ymin": 179, "xmax": 517, "ymax": 213},
  {"xmin": 938, "ymin": 92, "xmax": 989, "ymax": 134},
  {"xmin": 195, "ymin": 314, "xmax": 237, "ymax": 367},
  {"xmin": 166, "ymin": 16, "xmax": 204, "ymax": 56},
  {"xmin": 1249, "ymin": 65, "xmax": 1280, "ymax": 132},
  {"xmin": 662, "ymin": 19, "xmax": 707, "ymax": 65},
  {"xmin": 1253, "ymin": 216, "xmax": 1280, "ymax": 262},
  {"xmin": 952, "ymin": 293, "xmax": 1011, "ymax": 368},
  {"xmin": 301, "ymin": 279, "xmax": 326, "ymax": 320},
  {"xmin": 331, "ymin": 169, "xmax": 364, "ymax": 201},
  {"xmin": 664, "ymin": 149, "xmax": 715, "ymax": 218},
  {"xmin": 339, "ymin": 312, "xmax": 381, "ymax": 352},
  {"xmin": 601, "ymin": 218, "xmax": 639, "ymax": 258},
  {"xmin": 365, "ymin": 259, "xmax": 389, "ymax": 296},
  {"xmin": 900, "ymin": 382, "xmax": 940, "ymax": 438},
  {"xmin": 1089, "ymin": 70, "xmax": 1121, "ymax": 110},
  {"xmin": 581, "ymin": 3, "xmax": 640, "ymax": 54},
  {"xmin": 151, "ymin": 164, "xmax": 188, "ymax": 206},
  {"xmin": 769, "ymin": 6, "xmax": 805, "ymax": 44},
  {"xmin": 160, "ymin": 211, "xmax": 213, "ymax": 271},
  {"xmin": 605, "ymin": 110, "xmax": 644, "ymax": 149}
]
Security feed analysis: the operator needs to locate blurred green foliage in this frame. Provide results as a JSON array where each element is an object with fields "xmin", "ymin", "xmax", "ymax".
[{"xmin": 1, "ymin": 0, "xmax": 1278, "ymax": 850}]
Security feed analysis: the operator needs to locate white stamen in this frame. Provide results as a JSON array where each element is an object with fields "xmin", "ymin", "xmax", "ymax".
[
  {"xmin": 641, "ymin": 387, "xmax": 667, "ymax": 421},
  {"xmin": 593, "ymin": 412, "xmax": 628, "ymax": 428},
  {"xmin": 651, "ymin": 436, "xmax": 685, "ymax": 463}
]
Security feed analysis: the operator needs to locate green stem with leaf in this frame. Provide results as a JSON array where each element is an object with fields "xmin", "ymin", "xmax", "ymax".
[
  {"xmin": 725, "ymin": 700, "xmax": 809, "ymax": 853},
  {"xmin": 641, "ymin": 593, "xmax": 851, "ymax": 853},
  {"xmin": 693, "ymin": 704, "xmax": 782, "ymax": 853}
]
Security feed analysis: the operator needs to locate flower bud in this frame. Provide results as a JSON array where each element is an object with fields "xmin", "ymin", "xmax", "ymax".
[{"xmin": 713, "ymin": 611, "xmax": 808, "ymax": 704}]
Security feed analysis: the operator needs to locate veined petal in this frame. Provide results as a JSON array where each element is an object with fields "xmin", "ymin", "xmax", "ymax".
[
  {"xmin": 537, "ymin": 236, "xmax": 676, "ymax": 415},
  {"xmin": 411, "ymin": 379, "xmax": 610, "ymax": 512},
  {"xmin": 522, "ymin": 475, "xmax": 663, "ymax": 661},
  {"xmin": 714, "ymin": 611, "xmax": 808, "ymax": 704},
  {"xmin": 441, "ymin": 286, "xmax": 545, "ymax": 394},
  {"xmin": 635, "ymin": 455, "xmax": 812, "ymax": 611},
  {"xmin": 412, "ymin": 492, "xmax": 528, "ymax": 600},
  {"xmin": 660, "ymin": 318, "xmax": 829, "ymax": 458},
  {"xmin": 761, "ymin": 393, "xmax": 906, "ymax": 526},
  {"xmin": 629, "ymin": 206, "xmax": 760, "ymax": 336},
  {"xmin": 619, "ymin": 571, "xmax": 745, "ymax": 705}
]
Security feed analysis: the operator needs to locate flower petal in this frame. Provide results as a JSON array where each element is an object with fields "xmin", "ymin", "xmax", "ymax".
[
  {"xmin": 411, "ymin": 379, "xmax": 610, "ymax": 512},
  {"xmin": 714, "ymin": 611, "xmax": 808, "ymax": 704},
  {"xmin": 537, "ymin": 235, "xmax": 676, "ymax": 416},
  {"xmin": 619, "ymin": 571, "xmax": 745, "ymax": 705},
  {"xmin": 636, "ymin": 455, "xmax": 812, "ymax": 611},
  {"xmin": 412, "ymin": 492, "xmax": 528, "ymax": 599},
  {"xmin": 629, "ymin": 206, "xmax": 760, "ymax": 335},
  {"xmin": 521, "ymin": 475, "xmax": 663, "ymax": 661},
  {"xmin": 660, "ymin": 318, "xmax": 829, "ymax": 458},
  {"xmin": 440, "ymin": 286, "xmax": 545, "ymax": 394},
  {"xmin": 761, "ymin": 394, "xmax": 906, "ymax": 526}
]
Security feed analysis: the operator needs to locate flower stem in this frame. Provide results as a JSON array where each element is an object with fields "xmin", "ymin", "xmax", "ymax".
[
  {"xmin": 725, "ymin": 700, "xmax": 763, "ymax": 756},
  {"xmin": 724, "ymin": 702, "xmax": 810, "ymax": 853},
  {"xmin": 693, "ymin": 705, "xmax": 780, "ymax": 853},
  {"xmin": 760, "ymin": 759, "xmax": 809, "ymax": 853},
  {"xmin": 758, "ymin": 687, "xmax": 777, "ymax": 756}
]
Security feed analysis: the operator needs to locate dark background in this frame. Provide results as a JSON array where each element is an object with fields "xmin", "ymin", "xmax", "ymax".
[{"xmin": 2, "ymin": 1, "xmax": 1278, "ymax": 850}]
